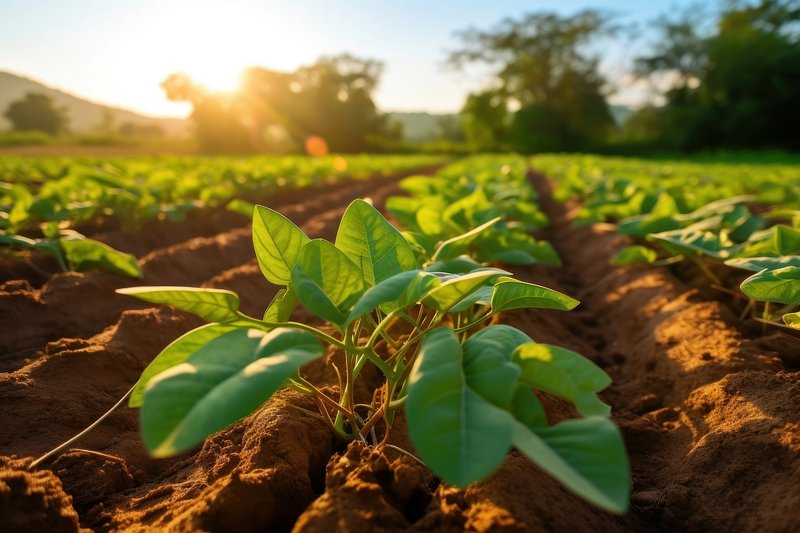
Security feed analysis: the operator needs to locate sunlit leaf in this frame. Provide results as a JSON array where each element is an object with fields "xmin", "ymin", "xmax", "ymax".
[
  {"xmin": 406, "ymin": 328, "xmax": 513, "ymax": 486},
  {"xmin": 253, "ymin": 205, "xmax": 309, "ymax": 285},
  {"xmin": 514, "ymin": 343, "xmax": 611, "ymax": 417},
  {"xmin": 117, "ymin": 286, "xmax": 241, "ymax": 322},
  {"xmin": 491, "ymin": 278, "xmax": 579, "ymax": 312},
  {"xmin": 141, "ymin": 328, "xmax": 322, "ymax": 457},
  {"xmin": 511, "ymin": 417, "xmax": 629, "ymax": 514},
  {"xmin": 335, "ymin": 199, "xmax": 416, "ymax": 286},
  {"xmin": 61, "ymin": 237, "xmax": 142, "ymax": 278},
  {"xmin": 291, "ymin": 239, "xmax": 365, "ymax": 326},
  {"xmin": 740, "ymin": 266, "xmax": 800, "ymax": 304}
]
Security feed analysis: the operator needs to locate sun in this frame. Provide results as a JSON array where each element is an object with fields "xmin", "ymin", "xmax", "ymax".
[
  {"xmin": 111, "ymin": 1, "xmax": 324, "ymax": 115},
  {"xmin": 145, "ymin": 1, "xmax": 263, "ymax": 94}
]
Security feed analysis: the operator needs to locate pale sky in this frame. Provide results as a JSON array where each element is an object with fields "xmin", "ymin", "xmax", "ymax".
[{"xmin": 0, "ymin": 0, "xmax": 710, "ymax": 118}]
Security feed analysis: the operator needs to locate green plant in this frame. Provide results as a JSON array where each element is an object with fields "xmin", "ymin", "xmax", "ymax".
[
  {"xmin": 118, "ymin": 199, "xmax": 629, "ymax": 513},
  {"xmin": 388, "ymin": 156, "xmax": 560, "ymax": 266},
  {"xmin": 0, "ymin": 225, "xmax": 141, "ymax": 278},
  {"xmin": 740, "ymin": 266, "xmax": 800, "ymax": 328}
]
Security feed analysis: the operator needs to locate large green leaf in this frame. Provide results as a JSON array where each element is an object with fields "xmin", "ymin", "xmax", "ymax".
[
  {"xmin": 263, "ymin": 285, "xmax": 299, "ymax": 323},
  {"xmin": 511, "ymin": 384, "xmax": 548, "ymax": 428},
  {"xmin": 425, "ymin": 255, "xmax": 484, "ymax": 275},
  {"xmin": 291, "ymin": 239, "xmax": 365, "ymax": 326},
  {"xmin": 431, "ymin": 217, "xmax": 501, "ymax": 262},
  {"xmin": 346, "ymin": 270, "xmax": 440, "ymax": 325},
  {"xmin": 511, "ymin": 417, "xmax": 629, "ymax": 514},
  {"xmin": 611, "ymin": 245, "xmax": 657, "ymax": 267},
  {"xmin": 130, "ymin": 324, "xmax": 253, "ymax": 407},
  {"xmin": 253, "ymin": 205, "xmax": 310, "ymax": 285},
  {"xmin": 422, "ymin": 270, "xmax": 500, "ymax": 314},
  {"xmin": 462, "ymin": 325, "xmax": 531, "ymax": 408},
  {"xmin": 783, "ymin": 312, "xmax": 800, "ymax": 328},
  {"xmin": 449, "ymin": 285, "xmax": 494, "ymax": 313},
  {"xmin": 416, "ymin": 204, "xmax": 445, "ymax": 237},
  {"xmin": 117, "ymin": 286, "xmax": 241, "ymax": 322},
  {"xmin": 514, "ymin": 344, "xmax": 612, "ymax": 417},
  {"xmin": 141, "ymin": 328, "xmax": 322, "ymax": 457},
  {"xmin": 61, "ymin": 238, "xmax": 142, "ymax": 278},
  {"xmin": 491, "ymin": 279, "xmax": 579, "ymax": 313},
  {"xmin": 649, "ymin": 229, "xmax": 728, "ymax": 259},
  {"xmin": 0, "ymin": 233, "xmax": 39, "ymax": 249},
  {"xmin": 725, "ymin": 256, "xmax": 800, "ymax": 272},
  {"xmin": 335, "ymin": 199, "xmax": 415, "ymax": 286},
  {"xmin": 774, "ymin": 225, "xmax": 800, "ymax": 255},
  {"xmin": 406, "ymin": 328, "xmax": 514, "ymax": 486},
  {"xmin": 740, "ymin": 266, "xmax": 800, "ymax": 304}
]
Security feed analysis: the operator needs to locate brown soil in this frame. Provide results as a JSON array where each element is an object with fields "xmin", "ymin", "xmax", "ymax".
[{"xmin": 1, "ymin": 168, "xmax": 798, "ymax": 532}]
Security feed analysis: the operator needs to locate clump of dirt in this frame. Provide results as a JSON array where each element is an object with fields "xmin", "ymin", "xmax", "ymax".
[
  {"xmin": 94, "ymin": 391, "xmax": 335, "ymax": 533},
  {"xmin": 0, "ymin": 457, "xmax": 83, "ymax": 533},
  {"xmin": 293, "ymin": 442, "xmax": 433, "ymax": 532}
]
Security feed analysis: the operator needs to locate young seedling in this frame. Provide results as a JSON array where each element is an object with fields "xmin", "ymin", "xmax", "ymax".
[
  {"xmin": 114, "ymin": 199, "xmax": 629, "ymax": 512},
  {"xmin": 34, "ymin": 198, "xmax": 630, "ymax": 515}
]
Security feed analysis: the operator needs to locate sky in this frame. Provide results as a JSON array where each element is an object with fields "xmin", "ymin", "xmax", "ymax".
[{"xmin": 0, "ymin": 0, "xmax": 709, "ymax": 118}]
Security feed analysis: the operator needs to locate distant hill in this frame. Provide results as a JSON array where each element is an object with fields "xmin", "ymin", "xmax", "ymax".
[
  {"xmin": 0, "ymin": 71, "xmax": 189, "ymax": 137},
  {"xmin": 389, "ymin": 105, "xmax": 634, "ymax": 143},
  {"xmin": 387, "ymin": 112, "xmax": 458, "ymax": 142}
]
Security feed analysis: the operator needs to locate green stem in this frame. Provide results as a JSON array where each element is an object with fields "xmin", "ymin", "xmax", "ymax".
[
  {"xmin": 235, "ymin": 313, "xmax": 359, "ymax": 353},
  {"xmin": 286, "ymin": 378, "xmax": 315, "ymax": 396},
  {"xmin": 453, "ymin": 309, "xmax": 493, "ymax": 333},
  {"xmin": 366, "ymin": 310, "xmax": 400, "ymax": 349},
  {"xmin": 31, "ymin": 383, "xmax": 135, "ymax": 468},
  {"xmin": 388, "ymin": 395, "xmax": 407, "ymax": 409},
  {"xmin": 692, "ymin": 257, "xmax": 722, "ymax": 285}
]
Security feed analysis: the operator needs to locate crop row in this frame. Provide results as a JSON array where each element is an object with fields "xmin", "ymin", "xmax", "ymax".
[
  {"xmin": 534, "ymin": 154, "xmax": 800, "ymax": 330},
  {"xmin": 0, "ymin": 154, "xmax": 444, "ymax": 278},
  {"xmin": 37, "ymin": 155, "xmax": 631, "ymax": 514}
]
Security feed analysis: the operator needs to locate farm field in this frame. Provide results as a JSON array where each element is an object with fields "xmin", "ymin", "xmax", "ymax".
[{"xmin": 1, "ymin": 153, "xmax": 799, "ymax": 533}]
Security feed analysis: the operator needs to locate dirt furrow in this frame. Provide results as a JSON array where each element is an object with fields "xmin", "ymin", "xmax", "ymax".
[
  {"xmin": 0, "ymin": 171, "xmax": 412, "ymax": 532},
  {"xmin": 0, "ymin": 171, "xmax": 414, "ymax": 372},
  {"xmin": 497, "ymin": 172, "xmax": 800, "ymax": 532},
  {"xmin": 2, "ymin": 167, "xmax": 797, "ymax": 533}
]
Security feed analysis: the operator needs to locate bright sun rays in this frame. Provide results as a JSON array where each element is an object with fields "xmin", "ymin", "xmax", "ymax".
[{"xmin": 103, "ymin": 0, "xmax": 323, "ymax": 114}]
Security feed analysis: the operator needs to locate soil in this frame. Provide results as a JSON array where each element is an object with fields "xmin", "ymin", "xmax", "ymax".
[{"xmin": 1, "ymin": 167, "xmax": 798, "ymax": 532}]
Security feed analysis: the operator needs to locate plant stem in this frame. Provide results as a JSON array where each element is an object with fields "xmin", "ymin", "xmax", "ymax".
[
  {"xmin": 367, "ymin": 310, "xmax": 400, "ymax": 348},
  {"xmin": 692, "ymin": 257, "xmax": 722, "ymax": 285},
  {"xmin": 453, "ymin": 309, "xmax": 493, "ymax": 333},
  {"xmin": 235, "ymin": 313, "xmax": 358, "ymax": 353},
  {"xmin": 31, "ymin": 383, "xmax": 135, "ymax": 469},
  {"xmin": 383, "ymin": 444, "xmax": 426, "ymax": 467}
]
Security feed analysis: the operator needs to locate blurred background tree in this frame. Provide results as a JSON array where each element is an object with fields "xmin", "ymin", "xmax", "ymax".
[
  {"xmin": 162, "ymin": 73, "xmax": 254, "ymax": 153},
  {"xmin": 631, "ymin": 0, "xmax": 800, "ymax": 151},
  {"xmin": 4, "ymin": 92, "xmax": 68, "ymax": 135},
  {"xmin": 449, "ymin": 10, "xmax": 617, "ymax": 153},
  {"xmin": 164, "ymin": 54, "xmax": 394, "ymax": 154}
]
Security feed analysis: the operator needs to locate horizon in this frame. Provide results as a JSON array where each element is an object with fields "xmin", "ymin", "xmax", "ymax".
[{"xmin": 1, "ymin": 0, "xmax": 711, "ymax": 119}]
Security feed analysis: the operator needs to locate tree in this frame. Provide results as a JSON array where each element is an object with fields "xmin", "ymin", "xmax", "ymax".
[
  {"xmin": 634, "ymin": 5, "xmax": 710, "ymax": 90},
  {"xmin": 161, "ymin": 73, "xmax": 254, "ymax": 153},
  {"xmin": 281, "ymin": 54, "xmax": 388, "ymax": 152},
  {"xmin": 634, "ymin": 0, "xmax": 800, "ymax": 150},
  {"xmin": 4, "ymin": 92, "xmax": 67, "ymax": 135},
  {"xmin": 435, "ymin": 115, "xmax": 466, "ymax": 142},
  {"xmin": 460, "ymin": 91, "xmax": 507, "ymax": 149},
  {"xmin": 449, "ymin": 10, "xmax": 617, "ymax": 152},
  {"xmin": 166, "ymin": 54, "xmax": 392, "ymax": 154}
]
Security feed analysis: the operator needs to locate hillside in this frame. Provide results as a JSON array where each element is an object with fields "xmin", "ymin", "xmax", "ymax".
[
  {"xmin": 0, "ymin": 71, "xmax": 189, "ymax": 137},
  {"xmin": 387, "ymin": 112, "xmax": 458, "ymax": 142}
]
